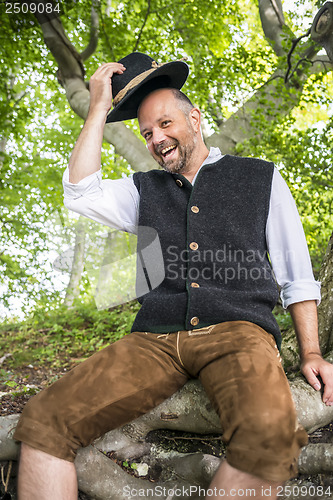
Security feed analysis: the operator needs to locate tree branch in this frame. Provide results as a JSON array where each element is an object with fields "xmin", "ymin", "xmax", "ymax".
[
  {"xmin": 311, "ymin": 1, "xmax": 333, "ymax": 63},
  {"xmin": 37, "ymin": 15, "xmax": 85, "ymax": 82},
  {"xmin": 133, "ymin": 0, "xmax": 151, "ymax": 52},
  {"xmin": 206, "ymin": 40, "xmax": 333, "ymax": 154},
  {"xmin": 35, "ymin": 8, "xmax": 156, "ymax": 172},
  {"xmin": 205, "ymin": 68, "xmax": 298, "ymax": 153},
  {"xmin": 99, "ymin": 7, "xmax": 116, "ymax": 60},
  {"xmin": 310, "ymin": 54, "xmax": 333, "ymax": 73},
  {"xmin": 258, "ymin": 0, "xmax": 292, "ymax": 56},
  {"xmin": 210, "ymin": 2, "xmax": 332, "ymax": 155},
  {"xmin": 80, "ymin": 0, "xmax": 100, "ymax": 62}
]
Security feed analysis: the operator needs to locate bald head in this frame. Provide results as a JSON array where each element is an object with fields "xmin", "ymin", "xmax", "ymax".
[
  {"xmin": 169, "ymin": 88, "xmax": 194, "ymax": 115},
  {"xmin": 138, "ymin": 88, "xmax": 194, "ymax": 122}
]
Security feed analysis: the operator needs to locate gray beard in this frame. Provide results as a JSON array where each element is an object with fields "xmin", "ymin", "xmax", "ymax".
[{"xmin": 158, "ymin": 141, "xmax": 195, "ymax": 174}]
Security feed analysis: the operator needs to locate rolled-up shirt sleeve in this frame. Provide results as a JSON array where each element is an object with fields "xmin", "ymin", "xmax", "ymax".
[
  {"xmin": 266, "ymin": 168, "xmax": 321, "ymax": 308},
  {"xmin": 63, "ymin": 167, "xmax": 139, "ymax": 234}
]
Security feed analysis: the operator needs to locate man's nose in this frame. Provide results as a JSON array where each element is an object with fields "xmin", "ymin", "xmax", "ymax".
[{"xmin": 152, "ymin": 128, "xmax": 167, "ymax": 145}]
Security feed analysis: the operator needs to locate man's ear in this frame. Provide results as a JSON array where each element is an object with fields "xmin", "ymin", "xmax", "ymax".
[{"xmin": 189, "ymin": 108, "xmax": 201, "ymax": 133}]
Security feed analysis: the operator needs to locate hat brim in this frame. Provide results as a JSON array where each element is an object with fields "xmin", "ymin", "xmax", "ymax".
[{"xmin": 106, "ymin": 60, "xmax": 189, "ymax": 123}]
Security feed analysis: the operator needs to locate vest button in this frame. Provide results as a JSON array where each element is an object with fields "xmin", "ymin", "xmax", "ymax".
[
  {"xmin": 189, "ymin": 241, "xmax": 198, "ymax": 251},
  {"xmin": 190, "ymin": 316, "xmax": 199, "ymax": 326},
  {"xmin": 176, "ymin": 179, "xmax": 183, "ymax": 187},
  {"xmin": 191, "ymin": 205, "xmax": 199, "ymax": 213},
  {"xmin": 191, "ymin": 282, "xmax": 200, "ymax": 288}
]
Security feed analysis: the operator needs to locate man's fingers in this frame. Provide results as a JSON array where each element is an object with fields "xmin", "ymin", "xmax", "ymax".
[
  {"xmin": 302, "ymin": 359, "xmax": 333, "ymax": 406},
  {"xmin": 322, "ymin": 383, "xmax": 333, "ymax": 405},
  {"xmin": 92, "ymin": 62, "xmax": 126, "ymax": 79},
  {"xmin": 323, "ymin": 387, "xmax": 333, "ymax": 406},
  {"xmin": 302, "ymin": 366, "xmax": 321, "ymax": 391},
  {"xmin": 320, "ymin": 368, "xmax": 333, "ymax": 405},
  {"xmin": 87, "ymin": 62, "xmax": 126, "ymax": 115}
]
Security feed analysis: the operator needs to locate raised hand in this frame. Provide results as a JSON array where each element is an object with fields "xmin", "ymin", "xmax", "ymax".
[{"xmin": 88, "ymin": 62, "xmax": 126, "ymax": 117}]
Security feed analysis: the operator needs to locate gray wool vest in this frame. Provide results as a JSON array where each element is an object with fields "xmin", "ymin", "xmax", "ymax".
[{"xmin": 132, "ymin": 155, "xmax": 281, "ymax": 348}]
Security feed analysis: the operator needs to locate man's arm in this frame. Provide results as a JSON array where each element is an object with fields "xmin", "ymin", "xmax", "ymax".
[
  {"xmin": 68, "ymin": 62, "xmax": 126, "ymax": 184},
  {"xmin": 63, "ymin": 61, "xmax": 139, "ymax": 234},
  {"xmin": 288, "ymin": 300, "xmax": 333, "ymax": 406}
]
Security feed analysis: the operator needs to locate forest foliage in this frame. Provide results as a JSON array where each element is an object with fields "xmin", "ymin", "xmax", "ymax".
[{"xmin": 0, "ymin": 0, "xmax": 332, "ymax": 320}]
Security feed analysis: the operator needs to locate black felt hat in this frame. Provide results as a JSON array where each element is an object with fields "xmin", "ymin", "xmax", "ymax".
[{"xmin": 106, "ymin": 52, "xmax": 189, "ymax": 123}]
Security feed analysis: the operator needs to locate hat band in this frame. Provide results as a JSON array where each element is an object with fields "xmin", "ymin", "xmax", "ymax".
[{"xmin": 113, "ymin": 61, "xmax": 164, "ymax": 107}]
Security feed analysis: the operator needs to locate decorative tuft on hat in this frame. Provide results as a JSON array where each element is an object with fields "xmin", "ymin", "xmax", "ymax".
[{"xmin": 106, "ymin": 52, "xmax": 189, "ymax": 123}]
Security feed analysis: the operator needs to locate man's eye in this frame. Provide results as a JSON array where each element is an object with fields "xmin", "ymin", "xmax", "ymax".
[
  {"xmin": 161, "ymin": 120, "xmax": 170, "ymax": 127},
  {"xmin": 144, "ymin": 132, "xmax": 152, "ymax": 140}
]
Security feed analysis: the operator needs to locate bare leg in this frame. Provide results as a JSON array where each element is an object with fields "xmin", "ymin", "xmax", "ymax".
[
  {"xmin": 17, "ymin": 443, "xmax": 78, "ymax": 500},
  {"xmin": 206, "ymin": 460, "xmax": 281, "ymax": 499}
]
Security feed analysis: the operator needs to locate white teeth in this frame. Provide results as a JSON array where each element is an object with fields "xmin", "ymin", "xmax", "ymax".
[{"xmin": 161, "ymin": 145, "xmax": 176, "ymax": 155}]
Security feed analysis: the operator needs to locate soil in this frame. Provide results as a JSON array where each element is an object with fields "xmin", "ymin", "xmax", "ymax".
[{"xmin": 0, "ymin": 364, "xmax": 71, "ymax": 416}]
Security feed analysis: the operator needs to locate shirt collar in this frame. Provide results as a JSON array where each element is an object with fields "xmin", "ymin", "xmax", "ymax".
[{"xmin": 192, "ymin": 147, "xmax": 223, "ymax": 185}]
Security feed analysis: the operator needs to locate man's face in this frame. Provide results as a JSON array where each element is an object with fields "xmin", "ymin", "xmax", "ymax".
[{"xmin": 138, "ymin": 89, "xmax": 197, "ymax": 174}]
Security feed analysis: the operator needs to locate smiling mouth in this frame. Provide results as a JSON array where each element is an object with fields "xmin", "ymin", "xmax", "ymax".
[{"xmin": 160, "ymin": 144, "xmax": 177, "ymax": 158}]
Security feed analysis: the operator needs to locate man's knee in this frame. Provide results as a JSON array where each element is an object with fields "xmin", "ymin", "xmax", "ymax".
[
  {"xmin": 226, "ymin": 403, "xmax": 308, "ymax": 482},
  {"xmin": 245, "ymin": 402, "xmax": 301, "ymax": 445},
  {"xmin": 14, "ymin": 390, "xmax": 80, "ymax": 462}
]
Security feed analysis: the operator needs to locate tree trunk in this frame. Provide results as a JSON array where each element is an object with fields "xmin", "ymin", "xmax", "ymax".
[
  {"xmin": 63, "ymin": 216, "xmax": 87, "ymax": 307},
  {"xmin": 317, "ymin": 230, "xmax": 333, "ymax": 353},
  {"xmin": 281, "ymin": 231, "xmax": 333, "ymax": 364}
]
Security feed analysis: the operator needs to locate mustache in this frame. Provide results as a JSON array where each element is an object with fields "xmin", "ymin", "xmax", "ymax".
[{"xmin": 154, "ymin": 140, "xmax": 179, "ymax": 155}]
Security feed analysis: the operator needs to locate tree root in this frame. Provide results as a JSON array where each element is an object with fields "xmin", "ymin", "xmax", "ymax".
[
  {"xmin": 1, "ymin": 376, "xmax": 333, "ymax": 499},
  {"xmin": 298, "ymin": 443, "xmax": 333, "ymax": 474}
]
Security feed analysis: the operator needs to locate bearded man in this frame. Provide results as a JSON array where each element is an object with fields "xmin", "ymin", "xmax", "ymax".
[{"xmin": 14, "ymin": 53, "xmax": 333, "ymax": 500}]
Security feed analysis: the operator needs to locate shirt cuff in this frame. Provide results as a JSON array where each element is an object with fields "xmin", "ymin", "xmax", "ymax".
[
  {"xmin": 280, "ymin": 280, "xmax": 321, "ymax": 309},
  {"xmin": 62, "ymin": 167, "xmax": 103, "ymax": 201}
]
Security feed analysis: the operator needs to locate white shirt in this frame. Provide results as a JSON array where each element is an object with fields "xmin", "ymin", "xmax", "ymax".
[{"xmin": 63, "ymin": 147, "xmax": 321, "ymax": 308}]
